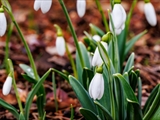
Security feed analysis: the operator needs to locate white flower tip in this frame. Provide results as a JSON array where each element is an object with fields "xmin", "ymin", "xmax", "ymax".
[
  {"xmin": 0, "ymin": 13, "xmax": 7, "ymax": 37},
  {"xmin": 41, "ymin": 0, "xmax": 52, "ymax": 14},
  {"xmin": 92, "ymin": 35, "xmax": 101, "ymax": 42},
  {"xmin": 56, "ymin": 36, "xmax": 66, "ymax": 56},
  {"xmin": 2, "ymin": 76, "xmax": 12, "ymax": 96},
  {"xmin": 34, "ymin": 0, "xmax": 41, "ymax": 11},
  {"xmin": 144, "ymin": 3, "xmax": 157, "ymax": 26},
  {"xmin": 77, "ymin": 0, "xmax": 86, "ymax": 17}
]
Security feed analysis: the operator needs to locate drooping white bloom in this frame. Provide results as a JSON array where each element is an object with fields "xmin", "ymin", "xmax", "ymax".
[
  {"xmin": 92, "ymin": 41, "xmax": 108, "ymax": 67},
  {"xmin": 76, "ymin": 0, "xmax": 86, "ymax": 17},
  {"xmin": 2, "ymin": 76, "xmax": 12, "ymax": 96},
  {"xmin": 0, "ymin": 12, "xmax": 7, "ymax": 37},
  {"xmin": 89, "ymin": 73, "xmax": 104, "ymax": 100},
  {"xmin": 34, "ymin": 0, "xmax": 52, "ymax": 14},
  {"xmin": 144, "ymin": 2, "xmax": 157, "ymax": 26},
  {"xmin": 92, "ymin": 35, "xmax": 101, "ymax": 42},
  {"xmin": 56, "ymin": 36, "xmax": 66, "ymax": 56},
  {"xmin": 110, "ymin": 4, "xmax": 126, "ymax": 35}
]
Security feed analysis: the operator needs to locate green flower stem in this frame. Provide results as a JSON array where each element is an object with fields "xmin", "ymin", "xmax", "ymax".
[
  {"xmin": 65, "ymin": 42, "xmax": 78, "ymax": 78},
  {"xmin": 52, "ymin": 72, "xmax": 58, "ymax": 112},
  {"xmin": 1, "ymin": 22, "xmax": 14, "ymax": 73},
  {"xmin": 114, "ymin": 0, "xmax": 121, "ymax": 4},
  {"xmin": 4, "ymin": 7, "xmax": 39, "ymax": 80},
  {"xmin": 144, "ymin": 0, "xmax": 150, "ymax": 3},
  {"xmin": 58, "ymin": 0, "xmax": 85, "ymax": 68},
  {"xmin": 95, "ymin": 0, "xmax": 109, "ymax": 32},
  {"xmin": 8, "ymin": 59, "xmax": 24, "ymax": 114}
]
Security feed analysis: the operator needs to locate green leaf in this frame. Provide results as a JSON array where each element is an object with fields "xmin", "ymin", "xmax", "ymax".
[
  {"xmin": 22, "ymin": 74, "xmax": 37, "ymax": 84},
  {"xmin": 125, "ymin": 30, "xmax": 147, "ymax": 57},
  {"xmin": 82, "ymin": 67, "xmax": 94, "ymax": 90},
  {"xmin": 80, "ymin": 108, "xmax": 100, "ymax": 120},
  {"xmin": 94, "ymin": 101, "xmax": 113, "ymax": 120},
  {"xmin": 1, "ymin": 0, "xmax": 12, "ymax": 12},
  {"xmin": 69, "ymin": 75, "xmax": 97, "ymax": 113},
  {"xmin": 129, "ymin": 71, "xmax": 138, "ymax": 92},
  {"xmin": 123, "ymin": 52, "xmax": 135, "ymax": 74},
  {"xmin": 76, "ymin": 42, "xmax": 90, "ymax": 84},
  {"xmin": 89, "ymin": 23, "xmax": 105, "ymax": 37},
  {"xmin": 150, "ymin": 106, "xmax": 160, "ymax": 120},
  {"xmin": 137, "ymin": 77, "xmax": 142, "ymax": 106},
  {"xmin": 143, "ymin": 85, "xmax": 160, "ymax": 120},
  {"xmin": 0, "ymin": 99, "xmax": 19, "ymax": 119},
  {"xmin": 19, "ymin": 64, "xmax": 37, "ymax": 79},
  {"xmin": 113, "ymin": 73, "xmax": 138, "ymax": 103},
  {"xmin": 19, "ymin": 112, "xmax": 25, "ymax": 120},
  {"xmin": 24, "ymin": 69, "xmax": 52, "ymax": 120},
  {"xmin": 126, "ymin": 99, "xmax": 143, "ymax": 120}
]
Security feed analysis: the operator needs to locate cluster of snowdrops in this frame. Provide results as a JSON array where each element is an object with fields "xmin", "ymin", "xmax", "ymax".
[{"xmin": 0, "ymin": 0, "xmax": 159, "ymax": 120}]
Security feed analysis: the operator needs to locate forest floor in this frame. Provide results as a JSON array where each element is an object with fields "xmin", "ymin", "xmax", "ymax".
[{"xmin": 0, "ymin": 0, "xmax": 160, "ymax": 120}]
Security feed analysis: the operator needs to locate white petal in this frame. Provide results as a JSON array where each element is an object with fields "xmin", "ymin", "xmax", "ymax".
[
  {"xmin": 34, "ymin": 0, "xmax": 41, "ymax": 11},
  {"xmin": 112, "ymin": 4, "xmax": 124, "ymax": 29},
  {"xmin": 144, "ymin": 3, "xmax": 157, "ymax": 26},
  {"xmin": 92, "ymin": 47, "xmax": 103, "ymax": 67},
  {"xmin": 41, "ymin": 0, "xmax": 52, "ymax": 14},
  {"xmin": 2, "ymin": 76, "xmax": 12, "ymax": 95},
  {"xmin": 101, "ymin": 41, "xmax": 108, "ymax": 50},
  {"xmin": 0, "ymin": 13, "xmax": 7, "ymax": 37},
  {"xmin": 77, "ymin": 0, "xmax": 86, "ymax": 17},
  {"xmin": 56, "ymin": 36, "xmax": 66, "ymax": 56},
  {"xmin": 89, "ymin": 73, "xmax": 104, "ymax": 100},
  {"xmin": 115, "ymin": 28, "xmax": 122, "ymax": 35},
  {"xmin": 120, "ymin": 5, "xmax": 126, "ymax": 23},
  {"xmin": 92, "ymin": 35, "xmax": 101, "ymax": 42}
]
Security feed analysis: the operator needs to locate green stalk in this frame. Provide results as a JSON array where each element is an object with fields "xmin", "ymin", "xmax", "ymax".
[
  {"xmin": 3, "ymin": 6, "xmax": 39, "ymax": 80},
  {"xmin": 58, "ymin": 0, "xmax": 85, "ymax": 68},
  {"xmin": 95, "ymin": 0, "xmax": 109, "ymax": 32},
  {"xmin": 70, "ymin": 104, "xmax": 74, "ymax": 120},
  {"xmin": 144, "ymin": 0, "xmax": 150, "ymax": 3},
  {"xmin": 65, "ymin": 43, "xmax": 78, "ymax": 78},
  {"xmin": 114, "ymin": 0, "xmax": 121, "ymax": 4},
  {"xmin": 1, "ymin": 22, "xmax": 14, "ymax": 73},
  {"xmin": 8, "ymin": 59, "xmax": 24, "ymax": 114}
]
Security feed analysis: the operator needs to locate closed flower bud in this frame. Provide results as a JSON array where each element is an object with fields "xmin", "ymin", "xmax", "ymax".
[
  {"xmin": 92, "ymin": 41, "xmax": 108, "ymax": 67},
  {"xmin": 144, "ymin": 2, "xmax": 157, "ymax": 26},
  {"xmin": 2, "ymin": 76, "xmax": 12, "ymax": 96},
  {"xmin": 89, "ymin": 73, "xmax": 104, "ymax": 100},
  {"xmin": 110, "ymin": 4, "xmax": 126, "ymax": 35},
  {"xmin": 77, "ymin": 0, "xmax": 86, "ymax": 17},
  {"xmin": 34, "ymin": 0, "xmax": 52, "ymax": 14},
  {"xmin": 0, "ymin": 9, "xmax": 7, "ymax": 37},
  {"xmin": 56, "ymin": 36, "xmax": 66, "ymax": 56},
  {"xmin": 92, "ymin": 35, "xmax": 101, "ymax": 42}
]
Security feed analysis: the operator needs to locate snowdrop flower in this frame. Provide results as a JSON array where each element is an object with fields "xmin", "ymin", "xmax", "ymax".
[
  {"xmin": 110, "ymin": 4, "xmax": 126, "ymax": 35},
  {"xmin": 76, "ymin": 0, "xmax": 86, "ymax": 17},
  {"xmin": 34, "ymin": 0, "xmax": 52, "ymax": 14},
  {"xmin": 2, "ymin": 76, "xmax": 12, "ymax": 96},
  {"xmin": 56, "ymin": 36, "xmax": 66, "ymax": 56},
  {"xmin": 92, "ymin": 35, "xmax": 101, "ymax": 42},
  {"xmin": 144, "ymin": 2, "xmax": 157, "ymax": 26},
  {"xmin": 92, "ymin": 41, "xmax": 108, "ymax": 67},
  {"xmin": 0, "ymin": 8, "xmax": 7, "ymax": 37},
  {"xmin": 89, "ymin": 67, "xmax": 104, "ymax": 100}
]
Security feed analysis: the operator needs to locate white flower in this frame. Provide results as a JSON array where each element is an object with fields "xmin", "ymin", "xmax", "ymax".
[
  {"xmin": 56, "ymin": 36, "xmax": 66, "ymax": 56},
  {"xmin": 110, "ymin": 4, "xmax": 126, "ymax": 35},
  {"xmin": 92, "ymin": 35, "xmax": 101, "ymax": 42},
  {"xmin": 77, "ymin": 0, "xmax": 86, "ymax": 17},
  {"xmin": 34, "ymin": 0, "xmax": 52, "ymax": 14},
  {"xmin": 144, "ymin": 2, "xmax": 157, "ymax": 26},
  {"xmin": 92, "ymin": 41, "xmax": 108, "ymax": 67},
  {"xmin": 2, "ymin": 76, "xmax": 12, "ymax": 96},
  {"xmin": 0, "ymin": 12, "xmax": 7, "ymax": 37},
  {"xmin": 89, "ymin": 73, "xmax": 104, "ymax": 100}
]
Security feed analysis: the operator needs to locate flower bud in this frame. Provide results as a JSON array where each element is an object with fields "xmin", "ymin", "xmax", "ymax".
[
  {"xmin": 56, "ymin": 36, "xmax": 66, "ymax": 56},
  {"xmin": 89, "ymin": 73, "xmax": 104, "ymax": 100},
  {"xmin": 102, "ymin": 32, "xmax": 112, "ymax": 43},
  {"xmin": 144, "ymin": 2, "xmax": 157, "ymax": 26},
  {"xmin": 76, "ymin": 0, "xmax": 86, "ymax": 17},
  {"xmin": 92, "ymin": 35, "xmax": 101, "ymax": 42},
  {"xmin": 2, "ymin": 76, "xmax": 12, "ymax": 96},
  {"xmin": 0, "ymin": 8, "xmax": 7, "ymax": 37}
]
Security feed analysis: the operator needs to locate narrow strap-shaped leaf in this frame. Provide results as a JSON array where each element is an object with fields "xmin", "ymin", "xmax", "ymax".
[
  {"xmin": 125, "ymin": 30, "xmax": 147, "ymax": 57},
  {"xmin": 123, "ymin": 53, "xmax": 134, "ymax": 74},
  {"xmin": 89, "ymin": 24, "xmax": 105, "ymax": 37},
  {"xmin": 129, "ymin": 71, "xmax": 138, "ymax": 92},
  {"xmin": 94, "ymin": 101, "xmax": 113, "ymax": 120},
  {"xmin": 0, "ymin": 99, "xmax": 19, "ymax": 119},
  {"xmin": 69, "ymin": 75, "xmax": 97, "ymax": 114},
  {"xmin": 137, "ymin": 77, "xmax": 142, "ymax": 106},
  {"xmin": 24, "ymin": 69, "xmax": 52, "ymax": 119},
  {"xmin": 126, "ymin": 99, "xmax": 143, "ymax": 120},
  {"xmin": 143, "ymin": 85, "xmax": 160, "ymax": 120},
  {"xmin": 22, "ymin": 74, "xmax": 37, "ymax": 84},
  {"xmin": 80, "ymin": 108, "xmax": 100, "ymax": 120}
]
